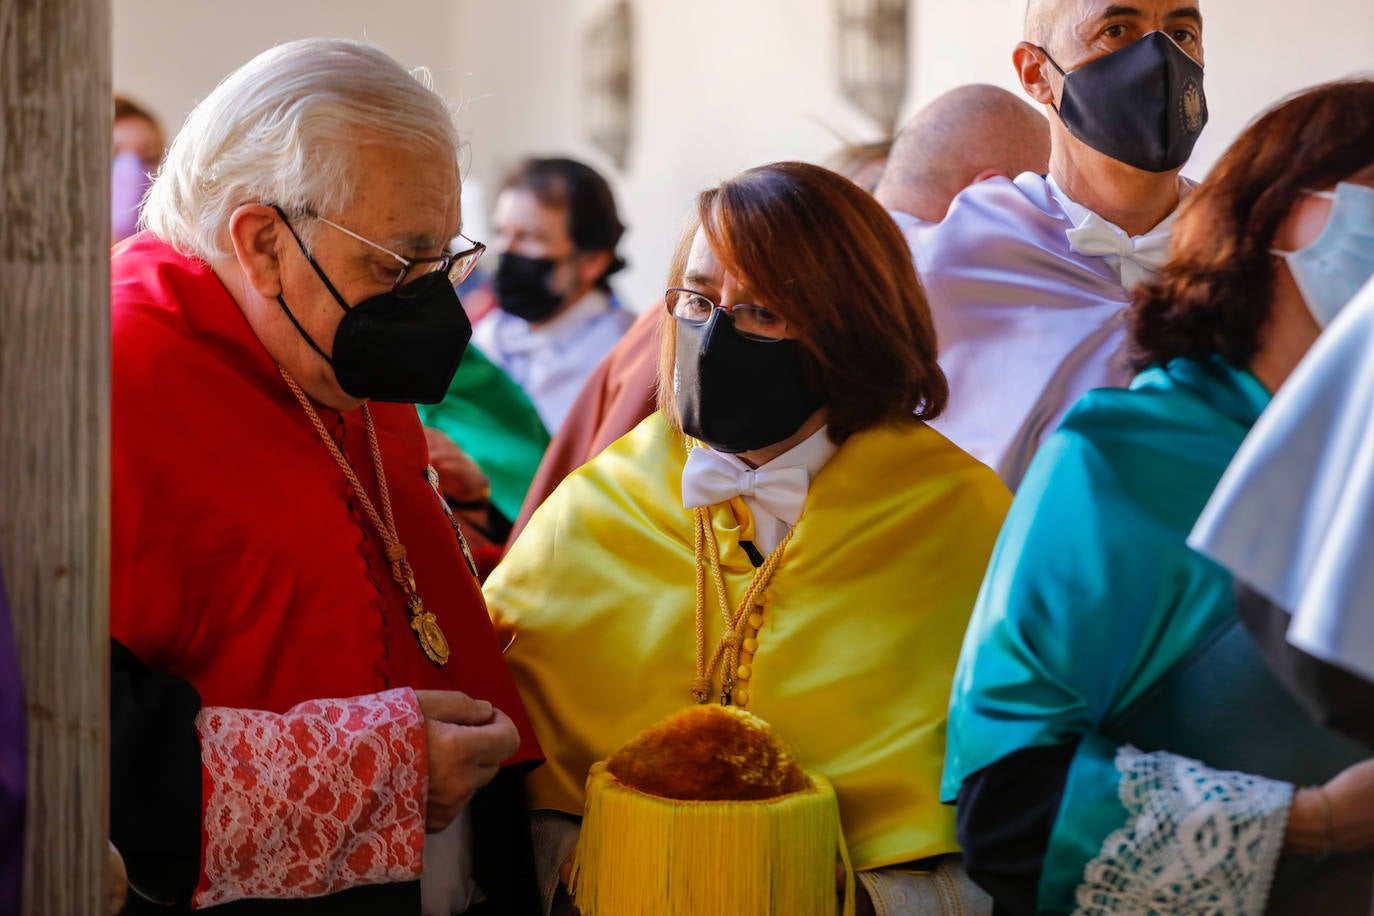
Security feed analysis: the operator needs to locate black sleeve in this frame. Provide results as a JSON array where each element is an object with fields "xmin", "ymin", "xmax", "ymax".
[
  {"xmin": 954, "ymin": 741, "xmax": 1079, "ymax": 916},
  {"xmin": 470, "ymin": 762, "xmax": 543, "ymax": 916},
  {"xmin": 110, "ymin": 638, "xmax": 205, "ymax": 907},
  {"xmin": 1234, "ymin": 582, "xmax": 1374, "ymax": 749}
]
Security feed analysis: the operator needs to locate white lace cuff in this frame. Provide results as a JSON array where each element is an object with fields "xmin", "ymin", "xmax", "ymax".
[
  {"xmin": 1074, "ymin": 745, "xmax": 1292, "ymax": 915},
  {"xmin": 193, "ymin": 688, "xmax": 428, "ymax": 908}
]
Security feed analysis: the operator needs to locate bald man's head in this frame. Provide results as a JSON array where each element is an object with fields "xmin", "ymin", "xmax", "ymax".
[{"xmin": 873, "ymin": 84, "xmax": 1051, "ymax": 222}]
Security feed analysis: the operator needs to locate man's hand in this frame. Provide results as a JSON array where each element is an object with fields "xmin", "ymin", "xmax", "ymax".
[
  {"xmin": 414, "ymin": 689, "xmax": 520, "ymax": 833},
  {"xmin": 423, "ymin": 428, "xmax": 490, "ymax": 506}
]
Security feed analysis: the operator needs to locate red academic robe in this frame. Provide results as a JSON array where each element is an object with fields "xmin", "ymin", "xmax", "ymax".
[{"xmin": 110, "ymin": 233, "xmax": 541, "ymax": 910}]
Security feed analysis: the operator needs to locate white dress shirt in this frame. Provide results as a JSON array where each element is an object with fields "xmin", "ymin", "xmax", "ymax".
[
  {"xmin": 895, "ymin": 171, "xmax": 1192, "ymax": 490},
  {"xmin": 1046, "ymin": 175, "xmax": 1183, "ymax": 292},
  {"xmin": 680, "ymin": 426, "xmax": 838, "ymax": 555},
  {"xmin": 471, "ymin": 289, "xmax": 636, "ymax": 433}
]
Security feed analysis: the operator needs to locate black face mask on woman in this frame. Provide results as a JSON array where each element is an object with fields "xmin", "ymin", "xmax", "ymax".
[
  {"xmin": 1040, "ymin": 30, "xmax": 1208, "ymax": 173},
  {"xmin": 673, "ymin": 309, "xmax": 823, "ymax": 454},
  {"xmin": 274, "ymin": 222, "xmax": 472, "ymax": 405}
]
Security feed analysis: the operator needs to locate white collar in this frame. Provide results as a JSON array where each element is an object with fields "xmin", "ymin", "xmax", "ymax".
[
  {"xmin": 718, "ymin": 424, "xmax": 837, "ymax": 480},
  {"xmin": 1045, "ymin": 174, "xmax": 1192, "ymax": 288},
  {"xmin": 1044, "ymin": 174, "xmax": 1192, "ymax": 239},
  {"xmin": 491, "ymin": 288, "xmax": 612, "ymax": 353},
  {"xmin": 680, "ymin": 425, "xmax": 838, "ymax": 534}
]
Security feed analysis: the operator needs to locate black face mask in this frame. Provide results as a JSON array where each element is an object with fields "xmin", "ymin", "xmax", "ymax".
[
  {"xmin": 274, "ymin": 218, "xmax": 472, "ymax": 405},
  {"xmin": 673, "ymin": 309, "xmax": 823, "ymax": 454},
  {"xmin": 1041, "ymin": 31, "xmax": 1207, "ymax": 173},
  {"xmin": 495, "ymin": 252, "xmax": 566, "ymax": 323}
]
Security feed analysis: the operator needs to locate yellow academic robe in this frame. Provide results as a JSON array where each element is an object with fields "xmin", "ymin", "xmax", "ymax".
[{"xmin": 486, "ymin": 411, "xmax": 1010, "ymax": 869}]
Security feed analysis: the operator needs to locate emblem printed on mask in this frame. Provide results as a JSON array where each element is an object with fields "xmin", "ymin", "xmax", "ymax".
[
  {"xmin": 1180, "ymin": 79, "xmax": 1206, "ymax": 135},
  {"xmin": 1042, "ymin": 31, "xmax": 1208, "ymax": 174}
]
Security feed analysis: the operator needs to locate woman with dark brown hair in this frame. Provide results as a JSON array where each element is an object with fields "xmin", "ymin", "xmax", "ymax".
[
  {"xmin": 944, "ymin": 79, "xmax": 1374, "ymax": 915},
  {"xmin": 486, "ymin": 161, "xmax": 1011, "ymax": 913}
]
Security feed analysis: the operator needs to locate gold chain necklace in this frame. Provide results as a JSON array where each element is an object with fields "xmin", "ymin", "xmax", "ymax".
[
  {"xmin": 690, "ymin": 502, "xmax": 795, "ymax": 707},
  {"xmin": 280, "ymin": 367, "xmax": 450, "ymax": 666}
]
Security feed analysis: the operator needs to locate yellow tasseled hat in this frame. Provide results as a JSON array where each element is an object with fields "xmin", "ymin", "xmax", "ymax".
[{"xmin": 569, "ymin": 705, "xmax": 854, "ymax": 916}]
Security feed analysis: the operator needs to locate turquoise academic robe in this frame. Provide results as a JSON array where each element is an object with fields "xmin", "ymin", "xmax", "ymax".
[{"xmin": 943, "ymin": 356, "xmax": 1309, "ymax": 912}]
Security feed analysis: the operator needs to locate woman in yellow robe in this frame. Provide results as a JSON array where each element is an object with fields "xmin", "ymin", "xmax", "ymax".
[{"xmin": 486, "ymin": 161, "xmax": 1011, "ymax": 914}]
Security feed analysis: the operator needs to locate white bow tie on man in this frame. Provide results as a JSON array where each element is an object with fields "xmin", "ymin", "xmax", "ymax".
[
  {"xmin": 1065, "ymin": 209, "xmax": 1174, "ymax": 291},
  {"xmin": 679, "ymin": 446, "xmax": 810, "ymax": 527}
]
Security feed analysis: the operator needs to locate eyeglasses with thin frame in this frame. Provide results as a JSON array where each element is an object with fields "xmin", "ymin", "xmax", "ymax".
[
  {"xmin": 664, "ymin": 287, "xmax": 790, "ymax": 340},
  {"xmin": 277, "ymin": 205, "xmax": 486, "ymax": 296}
]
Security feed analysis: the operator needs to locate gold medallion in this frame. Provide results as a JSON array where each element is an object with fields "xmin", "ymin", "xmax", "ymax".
[
  {"xmin": 411, "ymin": 610, "xmax": 452, "ymax": 666},
  {"xmin": 407, "ymin": 596, "xmax": 450, "ymax": 666},
  {"xmin": 279, "ymin": 381, "xmax": 456, "ymax": 669}
]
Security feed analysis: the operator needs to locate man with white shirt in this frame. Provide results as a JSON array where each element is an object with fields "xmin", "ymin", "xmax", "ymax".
[
  {"xmin": 472, "ymin": 157, "xmax": 636, "ymax": 433},
  {"xmin": 883, "ymin": 0, "xmax": 1208, "ymax": 489}
]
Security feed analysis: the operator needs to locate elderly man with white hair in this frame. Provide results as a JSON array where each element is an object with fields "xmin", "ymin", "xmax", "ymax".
[{"xmin": 109, "ymin": 39, "xmax": 542, "ymax": 915}]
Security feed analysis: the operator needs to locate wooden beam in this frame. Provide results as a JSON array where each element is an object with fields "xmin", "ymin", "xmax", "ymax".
[{"xmin": 0, "ymin": 0, "xmax": 112, "ymax": 913}]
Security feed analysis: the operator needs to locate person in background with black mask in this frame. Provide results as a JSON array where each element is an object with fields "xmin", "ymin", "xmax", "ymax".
[
  {"xmin": 110, "ymin": 39, "xmax": 542, "ymax": 914},
  {"xmin": 891, "ymin": 0, "xmax": 1207, "ymax": 491},
  {"xmin": 486, "ymin": 161, "xmax": 1012, "ymax": 914},
  {"xmin": 472, "ymin": 157, "xmax": 635, "ymax": 434}
]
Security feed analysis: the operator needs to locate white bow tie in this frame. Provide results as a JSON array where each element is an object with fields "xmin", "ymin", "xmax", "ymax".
[
  {"xmin": 680, "ymin": 447, "xmax": 810, "ymax": 526},
  {"xmin": 1065, "ymin": 212, "xmax": 1172, "ymax": 289}
]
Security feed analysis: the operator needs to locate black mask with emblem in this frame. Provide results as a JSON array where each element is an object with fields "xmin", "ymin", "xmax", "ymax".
[{"xmin": 1040, "ymin": 31, "xmax": 1208, "ymax": 173}]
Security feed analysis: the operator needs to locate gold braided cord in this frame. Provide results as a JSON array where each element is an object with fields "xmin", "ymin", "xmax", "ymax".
[
  {"xmin": 689, "ymin": 503, "xmax": 796, "ymax": 705},
  {"xmin": 691, "ymin": 514, "xmax": 712, "ymax": 704},
  {"xmin": 278, "ymin": 367, "xmax": 418, "ymax": 597}
]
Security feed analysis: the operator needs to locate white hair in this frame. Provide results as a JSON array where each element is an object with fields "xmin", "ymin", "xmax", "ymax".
[{"xmin": 142, "ymin": 38, "xmax": 460, "ymax": 260}]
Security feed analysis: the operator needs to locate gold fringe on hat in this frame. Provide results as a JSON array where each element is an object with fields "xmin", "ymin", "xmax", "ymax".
[{"xmin": 570, "ymin": 762, "xmax": 855, "ymax": 916}]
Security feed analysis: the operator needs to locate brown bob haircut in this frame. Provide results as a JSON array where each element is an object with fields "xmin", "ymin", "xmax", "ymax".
[
  {"xmin": 1131, "ymin": 79, "xmax": 1374, "ymax": 370},
  {"xmin": 657, "ymin": 160, "xmax": 947, "ymax": 444}
]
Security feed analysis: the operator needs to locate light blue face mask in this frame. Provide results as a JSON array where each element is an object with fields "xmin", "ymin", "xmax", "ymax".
[{"xmin": 1271, "ymin": 182, "xmax": 1374, "ymax": 327}]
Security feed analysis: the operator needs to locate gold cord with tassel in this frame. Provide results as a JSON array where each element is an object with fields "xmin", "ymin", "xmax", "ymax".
[
  {"xmin": 689, "ymin": 499, "xmax": 795, "ymax": 706},
  {"xmin": 279, "ymin": 366, "xmax": 450, "ymax": 666}
]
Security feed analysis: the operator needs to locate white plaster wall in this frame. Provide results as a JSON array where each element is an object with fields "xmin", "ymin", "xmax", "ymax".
[
  {"xmin": 112, "ymin": 0, "xmax": 464, "ymax": 141},
  {"xmin": 448, "ymin": 0, "xmax": 892, "ymax": 311},
  {"xmin": 453, "ymin": 0, "xmax": 1374, "ymax": 312},
  {"xmin": 115, "ymin": 0, "xmax": 1374, "ymax": 312}
]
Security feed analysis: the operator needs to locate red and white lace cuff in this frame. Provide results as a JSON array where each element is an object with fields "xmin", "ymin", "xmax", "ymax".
[{"xmin": 192, "ymin": 687, "xmax": 427, "ymax": 908}]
